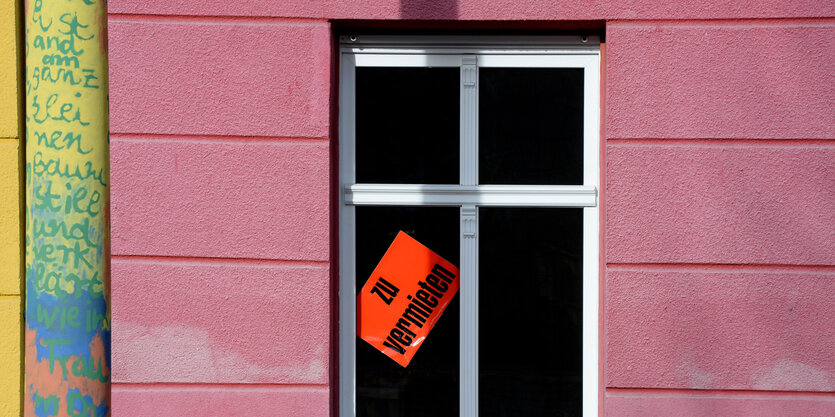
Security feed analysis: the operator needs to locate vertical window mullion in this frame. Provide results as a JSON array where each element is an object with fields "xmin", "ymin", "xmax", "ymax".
[
  {"xmin": 460, "ymin": 55, "xmax": 479, "ymax": 417},
  {"xmin": 339, "ymin": 52, "xmax": 357, "ymax": 417},
  {"xmin": 581, "ymin": 58, "xmax": 601, "ymax": 417},
  {"xmin": 582, "ymin": 207, "xmax": 599, "ymax": 417},
  {"xmin": 460, "ymin": 55, "xmax": 478, "ymax": 187},
  {"xmin": 460, "ymin": 205, "xmax": 478, "ymax": 417}
]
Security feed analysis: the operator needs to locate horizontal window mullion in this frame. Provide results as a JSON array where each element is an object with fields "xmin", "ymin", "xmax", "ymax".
[
  {"xmin": 353, "ymin": 54, "xmax": 462, "ymax": 67},
  {"xmin": 344, "ymin": 184, "xmax": 597, "ymax": 207},
  {"xmin": 477, "ymin": 54, "xmax": 597, "ymax": 68}
]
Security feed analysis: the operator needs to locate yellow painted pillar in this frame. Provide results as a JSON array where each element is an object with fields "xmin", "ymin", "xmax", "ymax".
[
  {"xmin": 24, "ymin": 0, "xmax": 110, "ymax": 415},
  {"xmin": 1, "ymin": 0, "xmax": 24, "ymax": 416}
]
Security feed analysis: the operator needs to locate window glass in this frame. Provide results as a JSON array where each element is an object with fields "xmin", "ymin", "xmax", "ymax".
[
  {"xmin": 479, "ymin": 207, "xmax": 583, "ymax": 416},
  {"xmin": 479, "ymin": 68, "xmax": 584, "ymax": 185},
  {"xmin": 356, "ymin": 206, "xmax": 460, "ymax": 417},
  {"xmin": 356, "ymin": 67, "xmax": 460, "ymax": 184},
  {"xmin": 344, "ymin": 43, "xmax": 600, "ymax": 417}
]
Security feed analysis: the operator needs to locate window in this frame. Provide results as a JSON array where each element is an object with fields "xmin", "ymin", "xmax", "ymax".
[{"xmin": 339, "ymin": 36, "xmax": 600, "ymax": 417}]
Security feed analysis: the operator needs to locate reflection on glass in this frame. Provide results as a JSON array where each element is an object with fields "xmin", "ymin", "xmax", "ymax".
[
  {"xmin": 479, "ymin": 68, "xmax": 584, "ymax": 185},
  {"xmin": 356, "ymin": 207, "xmax": 460, "ymax": 417},
  {"xmin": 479, "ymin": 208, "xmax": 583, "ymax": 417},
  {"xmin": 356, "ymin": 67, "xmax": 460, "ymax": 184}
]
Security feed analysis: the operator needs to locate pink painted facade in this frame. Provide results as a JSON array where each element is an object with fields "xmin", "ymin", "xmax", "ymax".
[{"xmin": 107, "ymin": 1, "xmax": 834, "ymax": 416}]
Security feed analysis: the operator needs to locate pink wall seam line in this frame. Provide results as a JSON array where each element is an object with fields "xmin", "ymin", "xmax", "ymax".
[
  {"xmin": 606, "ymin": 387, "xmax": 835, "ymax": 400},
  {"xmin": 111, "ymin": 255, "xmax": 330, "ymax": 267},
  {"xmin": 606, "ymin": 263, "xmax": 835, "ymax": 273},
  {"xmin": 108, "ymin": 14, "xmax": 328, "ymax": 24}
]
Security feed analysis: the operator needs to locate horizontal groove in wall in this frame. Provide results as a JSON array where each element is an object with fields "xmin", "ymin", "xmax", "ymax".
[
  {"xmin": 608, "ymin": 17, "xmax": 835, "ymax": 27},
  {"xmin": 0, "ymin": 137, "xmax": 20, "ymax": 142},
  {"xmin": 111, "ymin": 133, "xmax": 328, "ymax": 144},
  {"xmin": 108, "ymin": 13, "xmax": 328, "ymax": 25},
  {"xmin": 113, "ymin": 382, "xmax": 329, "ymax": 392},
  {"xmin": 605, "ymin": 138, "xmax": 835, "ymax": 147},
  {"xmin": 106, "ymin": 15, "xmax": 835, "ymax": 27},
  {"xmin": 606, "ymin": 387, "xmax": 835, "ymax": 400},
  {"xmin": 606, "ymin": 262, "xmax": 835, "ymax": 274},
  {"xmin": 0, "ymin": 294, "xmax": 22, "ymax": 299},
  {"xmin": 111, "ymin": 254, "xmax": 329, "ymax": 268}
]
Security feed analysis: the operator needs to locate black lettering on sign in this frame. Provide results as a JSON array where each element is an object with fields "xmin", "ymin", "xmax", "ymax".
[
  {"xmin": 385, "ymin": 264, "xmax": 458, "ymax": 355},
  {"xmin": 403, "ymin": 296, "xmax": 430, "ymax": 328},
  {"xmin": 431, "ymin": 264, "xmax": 456, "ymax": 284},
  {"xmin": 369, "ymin": 277, "xmax": 399, "ymax": 305},
  {"xmin": 390, "ymin": 328, "xmax": 413, "ymax": 346},
  {"xmin": 395, "ymin": 318, "xmax": 416, "ymax": 338},
  {"xmin": 383, "ymin": 336, "xmax": 406, "ymax": 354},
  {"xmin": 425, "ymin": 273, "xmax": 449, "ymax": 293}
]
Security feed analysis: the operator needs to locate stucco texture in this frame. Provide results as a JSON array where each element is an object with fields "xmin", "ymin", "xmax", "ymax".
[
  {"xmin": 0, "ymin": 0, "xmax": 19, "ymax": 139},
  {"xmin": 0, "ymin": 298, "xmax": 21, "ymax": 416},
  {"xmin": 108, "ymin": 0, "xmax": 834, "ymax": 20},
  {"xmin": 0, "ymin": 141, "xmax": 20, "ymax": 294},
  {"xmin": 102, "ymin": 1, "xmax": 835, "ymax": 416},
  {"xmin": 0, "ymin": 0, "xmax": 21, "ymax": 293},
  {"xmin": 107, "ymin": 14, "xmax": 333, "ymax": 416},
  {"xmin": 603, "ymin": 18, "xmax": 834, "ymax": 416},
  {"xmin": 0, "ymin": 0, "xmax": 22, "ymax": 415}
]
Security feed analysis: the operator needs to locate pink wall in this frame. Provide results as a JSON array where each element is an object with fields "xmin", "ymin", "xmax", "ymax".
[
  {"xmin": 108, "ymin": 16, "xmax": 333, "ymax": 417},
  {"xmin": 604, "ymin": 19, "xmax": 834, "ymax": 415},
  {"xmin": 107, "ymin": 1, "xmax": 834, "ymax": 416}
]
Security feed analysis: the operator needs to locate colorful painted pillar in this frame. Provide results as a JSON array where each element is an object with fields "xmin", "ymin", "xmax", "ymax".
[{"xmin": 24, "ymin": 0, "xmax": 110, "ymax": 416}]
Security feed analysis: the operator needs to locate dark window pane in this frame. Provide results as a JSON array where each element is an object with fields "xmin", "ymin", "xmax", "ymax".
[
  {"xmin": 479, "ymin": 68, "xmax": 584, "ymax": 185},
  {"xmin": 479, "ymin": 208, "xmax": 583, "ymax": 417},
  {"xmin": 356, "ymin": 207, "xmax": 459, "ymax": 417},
  {"xmin": 356, "ymin": 67, "xmax": 459, "ymax": 184}
]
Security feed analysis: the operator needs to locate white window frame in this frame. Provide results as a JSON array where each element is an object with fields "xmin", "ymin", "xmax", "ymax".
[{"xmin": 339, "ymin": 35, "xmax": 600, "ymax": 417}]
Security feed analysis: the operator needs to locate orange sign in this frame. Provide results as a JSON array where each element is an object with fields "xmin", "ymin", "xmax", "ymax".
[{"xmin": 357, "ymin": 231, "xmax": 460, "ymax": 367}]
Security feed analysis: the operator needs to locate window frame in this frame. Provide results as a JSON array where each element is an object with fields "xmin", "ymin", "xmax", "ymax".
[{"xmin": 339, "ymin": 35, "xmax": 601, "ymax": 417}]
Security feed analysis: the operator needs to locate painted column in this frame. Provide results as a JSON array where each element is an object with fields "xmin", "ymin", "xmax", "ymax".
[{"xmin": 24, "ymin": 0, "xmax": 110, "ymax": 416}]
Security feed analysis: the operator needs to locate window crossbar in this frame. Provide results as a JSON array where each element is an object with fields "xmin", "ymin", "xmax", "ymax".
[{"xmin": 345, "ymin": 184, "xmax": 598, "ymax": 207}]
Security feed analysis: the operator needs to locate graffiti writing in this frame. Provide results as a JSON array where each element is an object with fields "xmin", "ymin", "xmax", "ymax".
[{"xmin": 25, "ymin": 0, "xmax": 110, "ymax": 415}]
